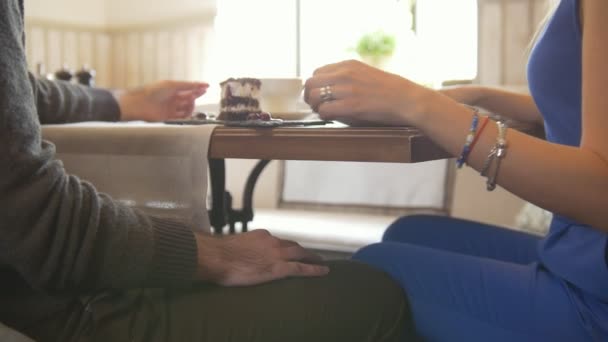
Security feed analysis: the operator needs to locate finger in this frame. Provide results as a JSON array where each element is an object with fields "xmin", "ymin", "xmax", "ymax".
[
  {"xmin": 196, "ymin": 88, "xmax": 208, "ymax": 97},
  {"xmin": 316, "ymin": 99, "xmax": 357, "ymax": 120},
  {"xmin": 278, "ymin": 238, "xmax": 300, "ymax": 248},
  {"xmin": 273, "ymin": 261, "xmax": 330, "ymax": 279},
  {"xmin": 304, "ymin": 72, "xmax": 343, "ymax": 97},
  {"xmin": 188, "ymin": 87, "xmax": 208, "ymax": 99},
  {"xmin": 172, "ymin": 111, "xmax": 189, "ymax": 119},
  {"xmin": 281, "ymin": 245, "xmax": 324, "ymax": 263},
  {"xmin": 307, "ymin": 84, "xmax": 352, "ymax": 113},
  {"xmin": 172, "ymin": 109, "xmax": 191, "ymax": 119},
  {"xmin": 304, "ymin": 70, "xmax": 357, "ymax": 105},
  {"xmin": 175, "ymin": 94, "xmax": 197, "ymax": 106},
  {"xmin": 168, "ymin": 81, "xmax": 210, "ymax": 91},
  {"xmin": 312, "ymin": 60, "xmax": 347, "ymax": 76},
  {"xmin": 173, "ymin": 101, "xmax": 195, "ymax": 118},
  {"xmin": 176, "ymin": 88, "xmax": 206, "ymax": 99},
  {"xmin": 182, "ymin": 101, "xmax": 195, "ymax": 116},
  {"xmin": 306, "ymin": 88, "xmax": 323, "ymax": 113}
]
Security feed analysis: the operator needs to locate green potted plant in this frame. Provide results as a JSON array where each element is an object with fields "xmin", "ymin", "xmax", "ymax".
[{"xmin": 355, "ymin": 31, "xmax": 397, "ymax": 68}]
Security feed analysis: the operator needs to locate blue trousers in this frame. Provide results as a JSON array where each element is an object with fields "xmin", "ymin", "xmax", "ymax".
[{"xmin": 353, "ymin": 215, "xmax": 591, "ymax": 342}]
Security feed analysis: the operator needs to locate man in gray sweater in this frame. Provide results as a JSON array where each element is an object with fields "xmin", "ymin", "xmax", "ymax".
[{"xmin": 0, "ymin": 1, "xmax": 413, "ymax": 341}]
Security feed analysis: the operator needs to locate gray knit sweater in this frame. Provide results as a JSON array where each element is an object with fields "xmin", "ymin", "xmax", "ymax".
[{"xmin": 1, "ymin": 0, "xmax": 198, "ymax": 333}]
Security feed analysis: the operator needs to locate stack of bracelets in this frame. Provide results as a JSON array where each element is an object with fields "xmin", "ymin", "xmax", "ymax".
[{"xmin": 456, "ymin": 106, "xmax": 508, "ymax": 191}]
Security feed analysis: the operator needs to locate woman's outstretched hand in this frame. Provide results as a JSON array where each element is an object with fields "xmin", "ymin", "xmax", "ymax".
[
  {"xmin": 195, "ymin": 230, "xmax": 329, "ymax": 286},
  {"xmin": 118, "ymin": 80, "xmax": 209, "ymax": 122},
  {"xmin": 304, "ymin": 60, "xmax": 435, "ymax": 127}
]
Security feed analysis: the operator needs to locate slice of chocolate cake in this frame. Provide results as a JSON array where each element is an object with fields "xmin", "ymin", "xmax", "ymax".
[{"xmin": 218, "ymin": 78, "xmax": 262, "ymax": 121}]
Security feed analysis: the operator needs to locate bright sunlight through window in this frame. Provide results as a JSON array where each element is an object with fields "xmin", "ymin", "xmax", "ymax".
[{"xmin": 205, "ymin": 0, "xmax": 477, "ymax": 98}]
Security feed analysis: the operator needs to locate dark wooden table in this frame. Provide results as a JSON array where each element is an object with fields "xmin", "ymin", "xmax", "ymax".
[
  {"xmin": 42, "ymin": 122, "xmax": 452, "ymax": 233},
  {"xmin": 207, "ymin": 123, "xmax": 450, "ymax": 233},
  {"xmin": 209, "ymin": 123, "xmax": 450, "ymax": 163}
]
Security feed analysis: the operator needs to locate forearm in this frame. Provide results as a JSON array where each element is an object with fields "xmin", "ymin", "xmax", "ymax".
[
  {"xmin": 29, "ymin": 73, "xmax": 121, "ymax": 124},
  {"xmin": 0, "ymin": 166, "xmax": 198, "ymax": 292},
  {"xmin": 413, "ymin": 92, "xmax": 608, "ymax": 231},
  {"xmin": 1, "ymin": 0, "xmax": 196, "ymax": 293},
  {"xmin": 443, "ymin": 86, "xmax": 544, "ymax": 125}
]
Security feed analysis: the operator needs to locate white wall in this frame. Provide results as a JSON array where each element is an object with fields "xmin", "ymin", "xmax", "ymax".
[
  {"xmin": 106, "ymin": 0, "xmax": 216, "ymax": 27},
  {"xmin": 25, "ymin": 0, "xmax": 107, "ymax": 27},
  {"xmin": 25, "ymin": 0, "xmax": 216, "ymax": 28},
  {"xmin": 24, "ymin": 0, "xmax": 216, "ymax": 88}
]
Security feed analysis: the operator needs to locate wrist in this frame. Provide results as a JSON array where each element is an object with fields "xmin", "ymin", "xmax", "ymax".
[
  {"xmin": 115, "ymin": 89, "xmax": 139, "ymax": 121},
  {"xmin": 406, "ymin": 86, "xmax": 443, "ymax": 128},
  {"xmin": 194, "ymin": 233, "xmax": 226, "ymax": 283},
  {"xmin": 411, "ymin": 88, "xmax": 471, "ymax": 133},
  {"xmin": 438, "ymin": 85, "xmax": 486, "ymax": 107}
]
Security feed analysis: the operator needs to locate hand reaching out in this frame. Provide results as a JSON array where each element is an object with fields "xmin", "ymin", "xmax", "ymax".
[
  {"xmin": 195, "ymin": 230, "xmax": 329, "ymax": 286},
  {"xmin": 118, "ymin": 80, "xmax": 209, "ymax": 122}
]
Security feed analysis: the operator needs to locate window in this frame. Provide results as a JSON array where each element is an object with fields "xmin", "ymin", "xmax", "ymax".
[
  {"xmin": 205, "ymin": 0, "xmax": 477, "ymax": 92},
  {"xmin": 204, "ymin": 0, "xmax": 477, "ymax": 212},
  {"xmin": 207, "ymin": 0, "xmax": 298, "ymax": 80}
]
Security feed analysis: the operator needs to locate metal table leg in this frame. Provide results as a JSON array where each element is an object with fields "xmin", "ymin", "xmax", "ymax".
[
  {"xmin": 208, "ymin": 159, "xmax": 272, "ymax": 234},
  {"xmin": 238, "ymin": 159, "xmax": 271, "ymax": 232},
  {"xmin": 208, "ymin": 158, "xmax": 227, "ymax": 234}
]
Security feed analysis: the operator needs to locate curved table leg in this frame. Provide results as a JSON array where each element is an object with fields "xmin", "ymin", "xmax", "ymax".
[
  {"xmin": 208, "ymin": 159, "xmax": 272, "ymax": 234},
  {"xmin": 240, "ymin": 159, "xmax": 272, "ymax": 232}
]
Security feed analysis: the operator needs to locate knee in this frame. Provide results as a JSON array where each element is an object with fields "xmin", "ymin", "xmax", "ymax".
[
  {"xmin": 326, "ymin": 260, "xmax": 411, "ymax": 341},
  {"xmin": 352, "ymin": 243, "xmax": 401, "ymax": 279},
  {"xmin": 353, "ymin": 242, "xmax": 385, "ymax": 264},
  {"xmin": 383, "ymin": 214, "xmax": 442, "ymax": 242}
]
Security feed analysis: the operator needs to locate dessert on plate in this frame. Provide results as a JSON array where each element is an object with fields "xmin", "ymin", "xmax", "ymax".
[{"xmin": 217, "ymin": 78, "xmax": 272, "ymax": 121}]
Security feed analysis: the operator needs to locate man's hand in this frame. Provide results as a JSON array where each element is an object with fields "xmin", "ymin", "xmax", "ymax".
[
  {"xmin": 118, "ymin": 80, "xmax": 209, "ymax": 122},
  {"xmin": 195, "ymin": 230, "xmax": 330, "ymax": 286}
]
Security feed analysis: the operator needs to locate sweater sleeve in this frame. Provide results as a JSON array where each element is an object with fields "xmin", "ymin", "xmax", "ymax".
[
  {"xmin": 0, "ymin": 0, "xmax": 198, "ymax": 293},
  {"xmin": 28, "ymin": 74, "xmax": 122, "ymax": 124}
]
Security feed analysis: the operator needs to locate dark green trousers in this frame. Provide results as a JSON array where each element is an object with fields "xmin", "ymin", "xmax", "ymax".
[{"xmin": 30, "ymin": 260, "xmax": 416, "ymax": 342}]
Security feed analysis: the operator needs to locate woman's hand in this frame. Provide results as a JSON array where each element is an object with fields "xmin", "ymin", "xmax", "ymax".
[
  {"xmin": 195, "ymin": 230, "xmax": 329, "ymax": 286},
  {"xmin": 304, "ymin": 60, "xmax": 436, "ymax": 126},
  {"xmin": 118, "ymin": 80, "xmax": 209, "ymax": 122}
]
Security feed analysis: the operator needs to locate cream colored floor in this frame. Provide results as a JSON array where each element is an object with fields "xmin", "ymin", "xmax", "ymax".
[
  {"xmin": 248, "ymin": 166, "xmax": 528, "ymax": 253},
  {"xmin": 250, "ymin": 209, "xmax": 396, "ymax": 253}
]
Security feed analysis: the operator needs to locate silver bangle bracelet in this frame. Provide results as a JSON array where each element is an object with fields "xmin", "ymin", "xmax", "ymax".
[{"xmin": 481, "ymin": 121, "xmax": 508, "ymax": 191}]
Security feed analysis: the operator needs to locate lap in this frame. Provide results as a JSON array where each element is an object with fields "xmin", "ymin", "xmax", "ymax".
[
  {"xmin": 354, "ymin": 242, "xmax": 590, "ymax": 342},
  {"xmin": 383, "ymin": 215, "xmax": 541, "ymax": 264},
  {"xmin": 32, "ymin": 260, "xmax": 414, "ymax": 342}
]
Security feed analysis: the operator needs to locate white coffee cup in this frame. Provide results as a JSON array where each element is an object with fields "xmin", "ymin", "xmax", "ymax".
[{"xmin": 258, "ymin": 78, "xmax": 303, "ymax": 113}]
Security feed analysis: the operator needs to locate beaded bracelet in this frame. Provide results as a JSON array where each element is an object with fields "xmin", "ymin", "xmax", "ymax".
[
  {"xmin": 468, "ymin": 115, "xmax": 490, "ymax": 153},
  {"xmin": 456, "ymin": 107, "xmax": 481, "ymax": 168},
  {"xmin": 480, "ymin": 120, "xmax": 508, "ymax": 191}
]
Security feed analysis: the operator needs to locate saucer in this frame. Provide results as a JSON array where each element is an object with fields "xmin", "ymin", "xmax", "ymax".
[{"xmin": 270, "ymin": 110, "xmax": 315, "ymax": 120}]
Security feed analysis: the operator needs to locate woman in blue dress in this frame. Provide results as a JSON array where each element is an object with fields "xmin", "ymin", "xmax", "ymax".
[{"xmin": 305, "ymin": 0, "xmax": 607, "ymax": 340}]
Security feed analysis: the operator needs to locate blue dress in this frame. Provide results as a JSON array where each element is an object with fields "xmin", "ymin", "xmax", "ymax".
[
  {"xmin": 529, "ymin": 0, "xmax": 608, "ymax": 336},
  {"xmin": 353, "ymin": 0, "xmax": 608, "ymax": 340}
]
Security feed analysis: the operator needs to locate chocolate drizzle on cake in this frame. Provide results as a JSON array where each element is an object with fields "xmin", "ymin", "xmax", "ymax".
[{"xmin": 220, "ymin": 77, "xmax": 262, "ymax": 88}]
